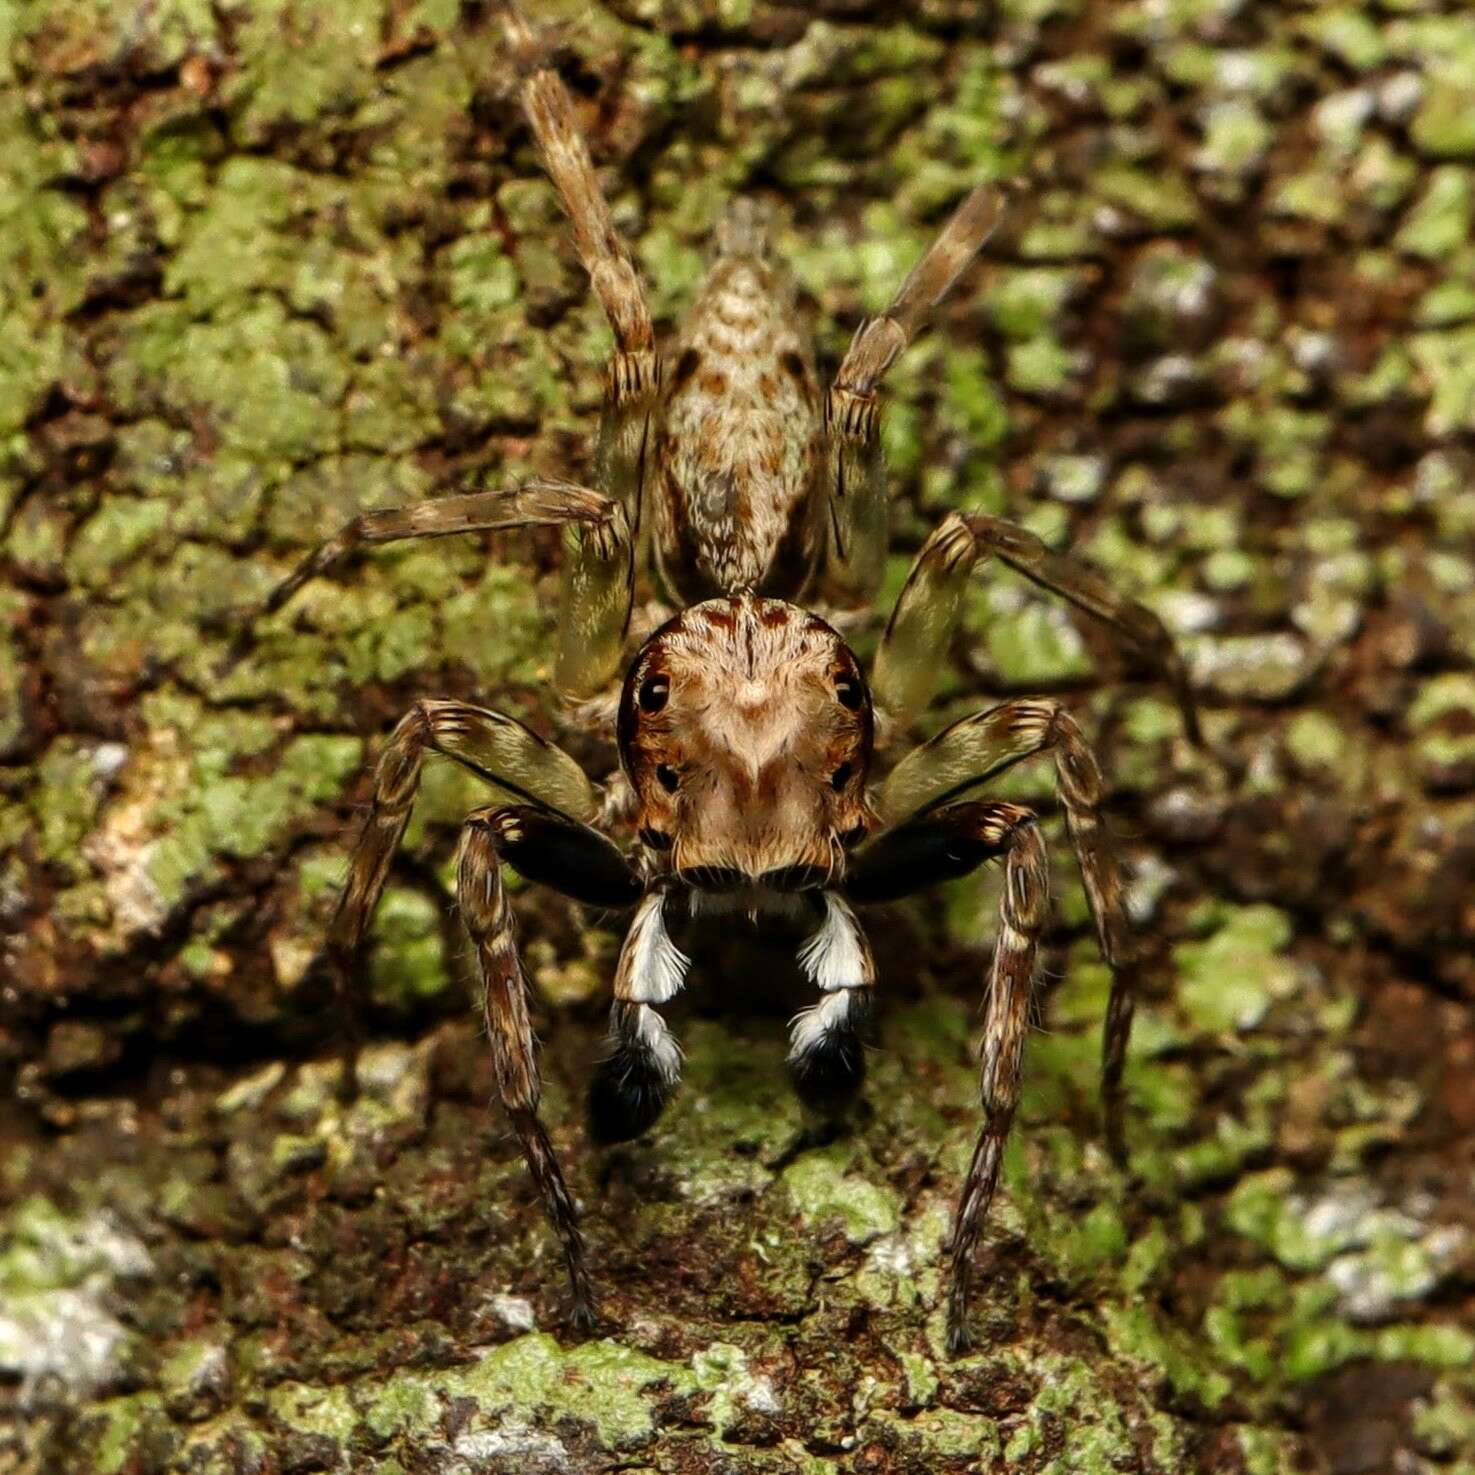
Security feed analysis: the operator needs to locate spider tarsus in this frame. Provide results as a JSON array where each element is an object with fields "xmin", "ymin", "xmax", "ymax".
[
  {"xmin": 1102, "ymin": 1086, "xmax": 1128, "ymax": 1165},
  {"xmin": 327, "ymin": 950, "xmax": 364, "ymax": 1104},
  {"xmin": 566, "ymin": 1294, "xmax": 600, "ymax": 1337},
  {"xmin": 944, "ymin": 1254, "xmax": 980, "ymax": 1357}
]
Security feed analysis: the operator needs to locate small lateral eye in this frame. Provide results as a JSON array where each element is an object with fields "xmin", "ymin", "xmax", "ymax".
[
  {"xmin": 638, "ymin": 676, "xmax": 669, "ymax": 714},
  {"xmin": 835, "ymin": 675, "xmax": 863, "ymax": 710},
  {"xmin": 656, "ymin": 763, "xmax": 680, "ymax": 793},
  {"xmin": 841, "ymin": 822, "xmax": 868, "ymax": 847},
  {"xmin": 831, "ymin": 762, "xmax": 854, "ymax": 791}
]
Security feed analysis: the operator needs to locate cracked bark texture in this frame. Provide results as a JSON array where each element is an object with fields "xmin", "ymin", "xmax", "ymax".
[{"xmin": 4, "ymin": 1, "xmax": 1475, "ymax": 1472}]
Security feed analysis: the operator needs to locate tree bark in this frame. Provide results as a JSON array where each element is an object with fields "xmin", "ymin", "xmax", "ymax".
[{"xmin": 4, "ymin": 2, "xmax": 1475, "ymax": 1471}]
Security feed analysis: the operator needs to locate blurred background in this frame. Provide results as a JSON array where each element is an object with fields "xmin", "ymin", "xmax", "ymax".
[{"xmin": 2, "ymin": 1, "xmax": 1474, "ymax": 1471}]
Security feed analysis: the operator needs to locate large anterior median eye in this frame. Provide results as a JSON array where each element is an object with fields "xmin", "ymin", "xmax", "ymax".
[
  {"xmin": 656, "ymin": 763, "xmax": 680, "ymax": 793},
  {"xmin": 835, "ymin": 675, "xmax": 863, "ymax": 710},
  {"xmin": 831, "ymin": 762, "xmax": 854, "ymax": 791},
  {"xmin": 638, "ymin": 675, "xmax": 669, "ymax": 713}
]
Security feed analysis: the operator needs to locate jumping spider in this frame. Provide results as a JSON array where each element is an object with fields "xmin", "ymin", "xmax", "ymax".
[{"xmin": 233, "ymin": 8, "xmax": 1203, "ymax": 1355}]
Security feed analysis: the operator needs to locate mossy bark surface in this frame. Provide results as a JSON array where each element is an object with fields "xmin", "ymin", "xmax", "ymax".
[{"xmin": 4, "ymin": 2, "xmax": 1475, "ymax": 1471}]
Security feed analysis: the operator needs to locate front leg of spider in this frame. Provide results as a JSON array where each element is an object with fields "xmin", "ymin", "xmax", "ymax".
[
  {"xmin": 319, "ymin": 697, "xmax": 607, "ymax": 1101},
  {"xmin": 848, "ymin": 801, "xmax": 1050, "ymax": 1355},
  {"xmin": 459, "ymin": 806, "xmax": 643, "ymax": 1330}
]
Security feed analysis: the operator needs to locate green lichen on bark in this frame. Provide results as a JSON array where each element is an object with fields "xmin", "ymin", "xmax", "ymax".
[{"xmin": 4, "ymin": 1, "xmax": 1475, "ymax": 1471}]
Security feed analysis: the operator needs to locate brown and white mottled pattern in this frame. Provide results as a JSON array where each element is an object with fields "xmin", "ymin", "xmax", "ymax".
[
  {"xmin": 942, "ymin": 801, "xmax": 1049, "ymax": 1356},
  {"xmin": 654, "ymin": 215, "xmax": 823, "ymax": 603},
  {"xmin": 618, "ymin": 594, "xmax": 875, "ymax": 887},
  {"xmin": 223, "ymin": 4, "xmax": 1210, "ymax": 1357},
  {"xmin": 831, "ymin": 183, "xmax": 1001, "ymax": 401},
  {"xmin": 458, "ymin": 808, "xmax": 595, "ymax": 1327},
  {"xmin": 504, "ymin": 8, "xmax": 653, "ymax": 361}
]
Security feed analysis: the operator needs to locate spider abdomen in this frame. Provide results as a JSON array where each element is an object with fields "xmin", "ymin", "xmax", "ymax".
[{"xmin": 654, "ymin": 220, "xmax": 824, "ymax": 603}]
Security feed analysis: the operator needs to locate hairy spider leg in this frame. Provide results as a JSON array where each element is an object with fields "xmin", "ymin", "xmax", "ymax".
[
  {"xmin": 504, "ymin": 3, "xmax": 661, "ymax": 547},
  {"xmin": 459, "ymin": 805, "xmax": 643, "ymax": 1329},
  {"xmin": 226, "ymin": 480, "xmax": 633, "ymax": 701},
  {"xmin": 820, "ymin": 185, "xmax": 1002, "ymax": 608},
  {"xmin": 880, "ymin": 698, "xmax": 1143, "ymax": 1158},
  {"xmin": 847, "ymin": 799, "xmax": 1048, "ymax": 1355},
  {"xmin": 503, "ymin": 4, "xmax": 654, "ymax": 360},
  {"xmin": 322, "ymin": 700, "xmax": 600, "ymax": 1096},
  {"xmin": 872, "ymin": 509, "xmax": 1204, "ymax": 746}
]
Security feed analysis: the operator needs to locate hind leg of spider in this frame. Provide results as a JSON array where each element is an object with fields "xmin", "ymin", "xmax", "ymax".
[
  {"xmin": 459, "ymin": 805, "xmax": 643, "ymax": 1330},
  {"xmin": 879, "ymin": 695, "xmax": 1141, "ymax": 1153},
  {"xmin": 872, "ymin": 510, "xmax": 1203, "ymax": 750},
  {"xmin": 503, "ymin": 5, "xmax": 654, "ymax": 363},
  {"xmin": 847, "ymin": 799, "xmax": 1049, "ymax": 1355},
  {"xmin": 502, "ymin": 5, "xmax": 662, "ymax": 541},
  {"xmin": 320, "ymin": 700, "xmax": 604, "ymax": 1098},
  {"xmin": 589, "ymin": 890, "xmax": 690, "ymax": 1144},
  {"xmin": 820, "ymin": 185, "xmax": 1001, "ymax": 608}
]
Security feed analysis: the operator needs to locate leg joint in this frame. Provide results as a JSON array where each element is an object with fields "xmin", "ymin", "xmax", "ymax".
[
  {"xmin": 824, "ymin": 384, "xmax": 880, "ymax": 442},
  {"xmin": 605, "ymin": 349, "xmax": 661, "ymax": 406}
]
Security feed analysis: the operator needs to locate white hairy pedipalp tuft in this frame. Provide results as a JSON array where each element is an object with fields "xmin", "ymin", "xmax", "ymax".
[
  {"xmin": 629, "ymin": 1003, "xmax": 683, "ymax": 1085},
  {"xmin": 796, "ymin": 891, "xmax": 875, "ymax": 992},
  {"xmin": 615, "ymin": 890, "xmax": 690, "ymax": 1003}
]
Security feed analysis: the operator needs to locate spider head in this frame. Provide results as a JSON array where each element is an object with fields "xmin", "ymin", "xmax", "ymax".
[{"xmin": 618, "ymin": 595, "xmax": 876, "ymax": 892}]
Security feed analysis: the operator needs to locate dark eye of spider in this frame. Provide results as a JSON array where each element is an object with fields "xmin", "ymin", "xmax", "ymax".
[
  {"xmin": 835, "ymin": 675, "xmax": 863, "ymax": 710},
  {"xmin": 639, "ymin": 826, "xmax": 672, "ymax": 850},
  {"xmin": 638, "ymin": 676, "xmax": 669, "ymax": 714},
  {"xmin": 656, "ymin": 763, "xmax": 680, "ymax": 793},
  {"xmin": 841, "ymin": 822, "xmax": 868, "ymax": 846},
  {"xmin": 831, "ymin": 762, "xmax": 854, "ymax": 791}
]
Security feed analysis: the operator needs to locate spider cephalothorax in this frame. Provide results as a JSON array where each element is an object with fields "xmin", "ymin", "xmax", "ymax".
[
  {"xmin": 618, "ymin": 595, "xmax": 875, "ymax": 892},
  {"xmin": 231, "ymin": 5, "xmax": 1205, "ymax": 1355}
]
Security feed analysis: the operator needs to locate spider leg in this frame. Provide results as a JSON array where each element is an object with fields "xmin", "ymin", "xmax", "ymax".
[
  {"xmin": 833, "ymin": 185, "xmax": 1002, "ymax": 402},
  {"xmin": 225, "ymin": 480, "xmax": 633, "ymax": 699},
  {"xmin": 503, "ymin": 5, "xmax": 661, "ymax": 545},
  {"xmin": 503, "ymin": 4, "xmax": 655, "ymax": 362},
  {"xmin": 590, "ymin": 890, "xmax": 690, "ymax": 1144},
  {"xmin": 847, "ymin": 799, "xmax": 1048, "ymax": 1356},
  {"xmin": 820, "ymin": 186, "xmax": 1001, "ymax": 607},
  {"xmin": 872, "ymin": 510, "xmax": 1203, "ymax": 747},
  {"xmin": 878, "ymin": 698, "xmax": 1141, "ymax": 1158},
  {"xmin": 322, "ymin": 699, "xmax": 602, "ymax": 1097},
  {"xmin": 459, "ymin": 805, "xmax": 643, "ymax": 1332},
  {"xmin": 787, "ymin": 892, "xmax": 876, "ymax": 1110}
]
